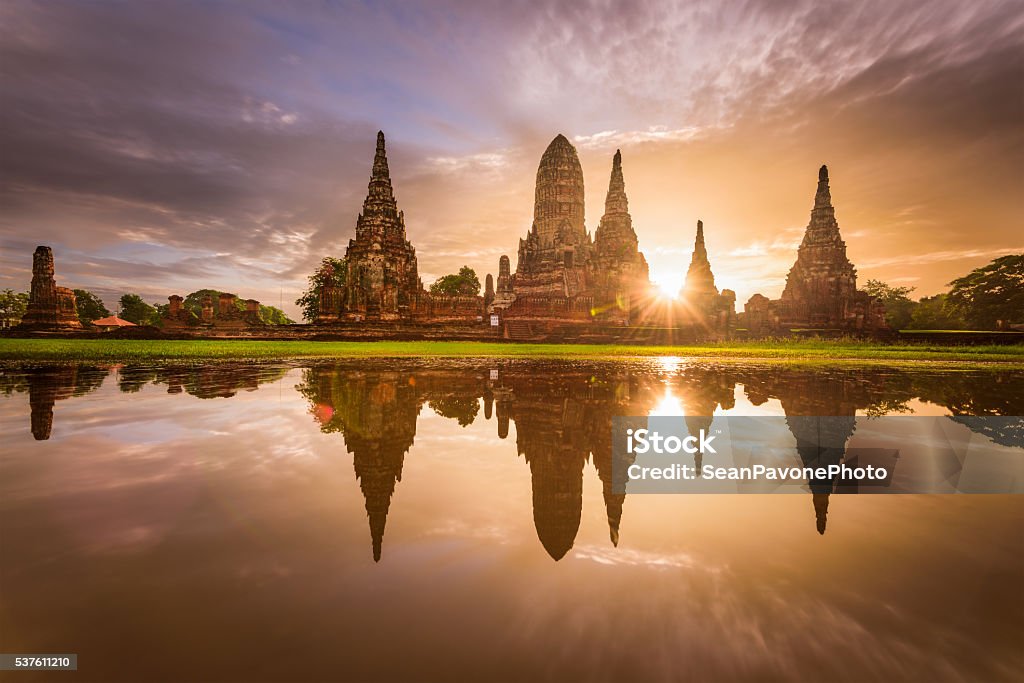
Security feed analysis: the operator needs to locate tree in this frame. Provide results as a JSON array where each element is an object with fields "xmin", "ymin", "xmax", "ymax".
[
  {"xmin": 295, "ymin": 257, "xmax": 347, "ymax": 322},
  {"xmin": 171, "ymin": 289, "xmax": 293, "ymax": 324},
  {"xmin": 907, "ymin": 294, "xmax": 965, "ymax": 330},
  {"xmin": 0, "ymin": 289, "xmax": 28, "ymax": 329},
  {"xmin": 946, "ymin": 254, "xmax": 1024, "ymax": 329},
  {"xmin": 182, "ymin": 289, "xmax": 225, "ymax": 316},
  {"xmin": 73, "ymin": 289, "xmax": 110, "ymax": 325},
  {"xmin": 259, "ymin": 304, "xmax": 293, "ymax": 325},
  {"xmin": 429, "ymin": 265, "xmax": 481, "ymax": 297},
  {"xmin": 119, "ymin": 293, "xmax": 158, "ymax": 325},
  {"xmin": 428, "ymin": 397, "xmax": 480, "ymax": 427},
  {"xmin": 863, "ymin": 279, "xmax": 916, "ymax": 330}
]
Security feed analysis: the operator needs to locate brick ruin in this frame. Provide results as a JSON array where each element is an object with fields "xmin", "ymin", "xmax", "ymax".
[
  {"xmin": 495, "ymin": 138, "xmax": 652, "ymax": 328},
  {"xmin": 161, "ymin": 292, "xmax": 264, "ymax": 330},
  {"xmin": 743, "ymin": 166, "xmax": 887, "ymax": 335},
  {"xmin": 17, "ymin": 246, "xmax": 82, "ymax": 330},
  {"xmin": 316, "ymin": 131, "xmax": 485, "ymax": 325}
]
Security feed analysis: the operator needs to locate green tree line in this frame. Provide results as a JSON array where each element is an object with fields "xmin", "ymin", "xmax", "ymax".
[{"xmin": 865, "ymin": 253, "xmax": 1023, "ymax": 330}]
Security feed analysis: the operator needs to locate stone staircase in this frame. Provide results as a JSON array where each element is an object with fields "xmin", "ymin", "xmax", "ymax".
[{"xmin": 504, "ymin": 320, "xmax": 536, "ymax": 341}]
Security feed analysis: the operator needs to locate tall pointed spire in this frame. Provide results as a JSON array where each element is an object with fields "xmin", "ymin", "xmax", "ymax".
[
  {"xmin": 592, "ymin": 148, "xmax": 650, "ymax": 312},
  {"xmin": 693, "ymin": 219, "xmax": 708, "ymax": 262},
  {"xmin": 365, "ymin": 130, "xmax": 396, "ymax": 208},
  {"xmin": 604, "ymin": 149, "xmax": 628, "ymax": 215},
  {"xmin": 780, "ymin": 163, "xmax": 857, "ymax": 321},
  {"xmin": 814, "ymin": 164, "xmax": 831, "ymax": 210},
  {"xmin": 683, "ymin": 219, "xmax": 717, "ymax": 298}
]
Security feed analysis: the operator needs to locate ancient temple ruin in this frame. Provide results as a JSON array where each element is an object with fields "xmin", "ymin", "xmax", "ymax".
[
  {"xmin": 590, "ymin": 150, "xmax": 651, "ymax": 319},
  {"xmin": 679, "ymin": 220, "xmax": 735, "ymax": 330},
  {"xmin": 161, "ymin": 292, "xmax": 263, "ymax": 330},
  {"xmin": 336, "ymin": 132, "xmax": 426, "ymax": 321},
  {"xmin": 744, "ymin": 166, "xmax": 887, "ymax": 335},
  {"xmin": 17, "ymin": 246, "xmax": 81, "ymax": 330},
  {"xmin": 316, "ymin": 131, "xmax": 485, "ymax": 325},
  {"xmin": 511, "ymin": 134, "xmax": 593, "ymax": 300},
  {"xmin": 495, "ymin": 137, "xmax": 656, "ymax": 329}
]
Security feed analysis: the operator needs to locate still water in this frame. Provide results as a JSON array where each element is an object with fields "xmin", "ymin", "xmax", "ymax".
[{"xmin": 1, "ymin": 359, "xmax": 1022, "ymax": 682}]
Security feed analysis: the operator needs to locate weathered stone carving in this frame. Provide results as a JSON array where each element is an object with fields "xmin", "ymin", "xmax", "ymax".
[{"xmin": 17, "ymin": 246, "xmax": 82, "ymax": 330}]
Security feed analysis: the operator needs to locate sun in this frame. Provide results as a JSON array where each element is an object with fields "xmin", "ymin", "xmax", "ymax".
[{"xmin": 651, "ymin": 271, "xmax": 682, "ymax": 299}]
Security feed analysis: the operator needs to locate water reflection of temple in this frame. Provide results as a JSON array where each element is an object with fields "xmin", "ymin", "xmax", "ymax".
[
  {"xmin": 22, "ymin": 366, "xmax": 106, "ymax": 440},
  {"xmin": 301, "ymin": 370, "xmax": 421, "ymax": 561},
  {"xmin": 298, "ymin": 364, "xmax": 661, "ymax": 560},
  {"xmin": 9, "ymin": 362, "xmax": 1021, "ymax": 556},
  {"xmin": 294, "ymin": 363, "xmax": 1024, "ymax": 557},
  {"xmin": 7, "ymin": 364, "xmax": 287, "ymax": 441},
  {"xmin": 498, "ymin": 369, "xmax": 655, "ymax": 558}
]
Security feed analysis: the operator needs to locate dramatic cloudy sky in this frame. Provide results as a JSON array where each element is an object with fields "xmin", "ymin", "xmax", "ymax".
[{"xmin": 2, "ymin": 0, "xmax": 1022, "ymax": 317}]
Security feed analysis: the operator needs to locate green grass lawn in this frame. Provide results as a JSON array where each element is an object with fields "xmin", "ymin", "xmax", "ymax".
[{"xmin": 1, "ymin": 338, "xmax": 1022, "ymax": 365}]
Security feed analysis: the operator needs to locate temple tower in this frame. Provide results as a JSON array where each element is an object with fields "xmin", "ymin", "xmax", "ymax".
[
  {"xmin": 682, "ymin": 220, "xmax": 717, "ymax": 301},
  {"xmin": 339, "ymin": 131, "xmax": 425, "ymax": 321},
  {"xmin": 779, "ymin": 165, "xmax": 858, "ymax": 325},
  {"xmin": 514, "ymin": 135, "xmax": 593, "ymax": 298},
  {"xmin": 592, "ymin": 150, "xmax": 650, "ymax": 319},
  {"xmin": 18, "ymin": 246, "xmax": 81, "ymax": 329},
  {"xmin": 532, "ymin": 134, "xmax": 585, "ymax": 247},
  {"xmin": 484, "ymin": 273, "xmax": 494, "ymax": 310}
]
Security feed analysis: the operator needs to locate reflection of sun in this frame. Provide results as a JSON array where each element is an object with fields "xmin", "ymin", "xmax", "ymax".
[
  {"xmin": 651, "ymin": 271, "xmax": 682, "ymax": 299},
  {"xmin": 650, "ymin": 389, "xmax": 684, "ymax": 417},
  {"xmin": 657, "ymin": 356, "xmax": 682, "ymax": 374}
]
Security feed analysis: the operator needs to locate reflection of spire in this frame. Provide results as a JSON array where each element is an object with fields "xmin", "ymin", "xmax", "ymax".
[
  {"xmin": 26, "ymin": 366, "xmax": 105, "ymax": 440},
  {"xmin": 298, "ymin": 368, "xmax": 420, "ymax": 562},
  {"xmin": 530, "ymin": 454, "xmax": 584, "ymax": 560},
  {"xmin": 356, "ymin": 448, "xmax": 403, "ymax": 561},
  {"xmin": 29, "ymin": 372, "xmax": 59, "ymax": 440},
  {"xmin": 511, "ymin": 379, "xmax": 591, "ymax": 560},
  {"xmin": 495, "ymin": 395, "xmax": 511, "ymax": 439},
  {"xmin": 812, "ymin": 493, "xmax": 830, "ymax": 535},
  {"xmin": 604, "ymin": 488, "xmax": 624, "ymax": 547},
  {"xmin": 789, "ymin": 417, "xmax": 854, "ymax": 536},
  {"xmin": 345, "ymin": 378, "xmax": 418, "ymax": 561}
]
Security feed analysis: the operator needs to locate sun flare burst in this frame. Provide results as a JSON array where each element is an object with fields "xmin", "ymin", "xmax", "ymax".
[{"xmin": 651, "ymin": 271, "xmax": 682, "ymax": 299}]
